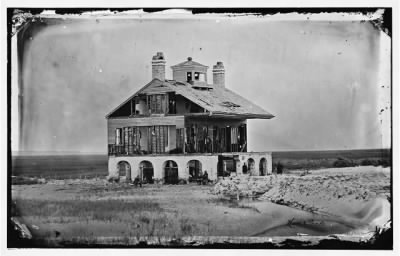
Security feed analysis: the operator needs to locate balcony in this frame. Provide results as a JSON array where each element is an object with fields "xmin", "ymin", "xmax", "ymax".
[
  {"xmin": 108, "ymin": 144, "xmax": 184, "ymax": 156},
  {"xmin": 108, "ymin": 142, "xmax": 246, "ymax": 156},
  {"xmin": 108, "ymin": 144, "xmax": 147, "ymax": 156},
  {"xmin": 108, "ymin": 145, "xmax": 127, "ymax": 155}
]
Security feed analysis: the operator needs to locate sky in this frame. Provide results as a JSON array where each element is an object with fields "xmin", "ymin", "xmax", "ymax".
[{"xmin": 12, "ymin": 12, "xmax": 391, "ymax": 154}]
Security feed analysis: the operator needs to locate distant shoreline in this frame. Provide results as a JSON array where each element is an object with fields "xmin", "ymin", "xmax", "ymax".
[
  {"xmin": 11, "ymin": 152, "xmax": 107, "ymax": 156},
  {"xmin": 11, "ymin": 148, "xmax": 391, "ymax": 157},
  {"xmin": 10, "ymin": 148, "xmax": 391, "ymax": 179}
]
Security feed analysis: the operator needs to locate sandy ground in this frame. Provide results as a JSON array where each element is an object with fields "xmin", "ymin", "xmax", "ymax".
[
  {"xmin": 11, "ymin": 166, "xmax": 390, "ymax": 240},
  {"xmin": 213, "ymin": 166, "xmax": 391, "ymax": 234}
]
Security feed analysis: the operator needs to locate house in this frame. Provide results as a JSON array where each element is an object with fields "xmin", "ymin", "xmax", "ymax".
[{"xmin": 106, "ymin": 52, "xmax": 274, "ymax": 184}]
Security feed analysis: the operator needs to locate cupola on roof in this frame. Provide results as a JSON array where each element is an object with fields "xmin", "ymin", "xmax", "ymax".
[
  {"xmin": 171, "ymin": 57, "xmax": 209, "ymax": 69},
  {"xmin": 171, "ymin": 57, "xmax": 209, "ymax": 84}
]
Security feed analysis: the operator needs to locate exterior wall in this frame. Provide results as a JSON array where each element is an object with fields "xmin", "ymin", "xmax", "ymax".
[
  {"xmin": 233, "ymin": 152, "xmax": 273, "ymax": 176},
  {"xmin": 141, "ymin": 85, "xmax": 173, "ymax": 95},
  {"xmin": 107, "ymin": 116, "xmax": 184, "ymax": 144},
  {"xmin": 108, "ymin": 154, "xmax": 219, "ymax": 181},
  {"xmin": 171, "ymin": 70, "xmax": 186, "ymax": 83},
  {"xmin": 108, "ymin": 152, "xmax": 272, "ymax": 182},
  {"xmin": 172, "ymin": 66, "xmax": 208, "ymax": 83}
]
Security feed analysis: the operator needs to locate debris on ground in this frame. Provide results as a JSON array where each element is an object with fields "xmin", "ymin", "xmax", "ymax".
[
  {"xmin": 11, "ymin": 176, "xmax": 46, "ymax": 185},
  {"xmin": 212, "ymin": 175, "xmax": 273, "ymax": 197},
  {"xmin": 211, "ymin": 166, "xmax": 391, "ymax": 229},
  {"xmin": 10, "ymin": 217, "xmax": 32, "ymax": 239}
]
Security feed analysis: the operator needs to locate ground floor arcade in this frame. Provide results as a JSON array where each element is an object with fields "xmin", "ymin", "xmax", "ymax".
[{"xmin": 108, "ymin": 152, "xmax": 272, "ymax": 184}]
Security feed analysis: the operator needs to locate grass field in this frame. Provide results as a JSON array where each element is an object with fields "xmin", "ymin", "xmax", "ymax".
[{"xmin": 11, "ymin": 149, "xmax": 391, "ymax": 179}]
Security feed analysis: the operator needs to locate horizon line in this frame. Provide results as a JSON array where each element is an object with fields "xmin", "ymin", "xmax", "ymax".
[{"xmin": 11, "ymin": 147, "xmax": 391, "ymax": 156}]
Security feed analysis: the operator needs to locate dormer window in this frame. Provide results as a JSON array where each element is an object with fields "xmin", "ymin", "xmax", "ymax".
[{"xmin": 187, "ymin": 72, "xmax": 192, "ymax": 82}]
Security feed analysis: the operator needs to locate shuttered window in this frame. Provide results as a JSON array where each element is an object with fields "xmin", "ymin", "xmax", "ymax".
[
  {"xmin": 230, "ymin": 127, "xmax": 239, "ymax": 152},
  {"xmin": 176, "ymin": 128, "xmax": 184, "ymax": 153},
  {"xmin": 115, "ymin": 128, "xmax": 122, "ymax": 145},
  {"xmin": 148, "ymin": 94, "xmax": 168, "ymax": 114},
  {"xmin": 148, "ymin": 125, "xmax": 169, "ymax": 154},
  {"xmin": 182, "ymin": 125, "xmax": 244, "ymax": 154},
  {"xmin": 122, "ymin": 127, "xmax": 141, "ymax": 154}
]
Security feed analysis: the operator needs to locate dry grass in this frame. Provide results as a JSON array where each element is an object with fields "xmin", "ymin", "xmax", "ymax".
[
  {"xmin": 208, "ymin": 197, "xmax": 261, "ymax": 213},
  {"xmin": 13, "ymin": 195, "xmax": 207, "ymax": 239},
  {"xmin": 14, "ymin": 198, "xmax": 161, "ymax": 221}
]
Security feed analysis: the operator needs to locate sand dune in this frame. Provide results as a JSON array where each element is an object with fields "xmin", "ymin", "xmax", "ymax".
[{"xmin": 212, "ymin": 166, "xmax": 391, "ymax": 233}]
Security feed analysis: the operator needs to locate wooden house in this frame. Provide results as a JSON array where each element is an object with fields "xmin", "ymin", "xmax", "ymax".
[{"xmin": 106, "ymin": 52, "xmax": 274, "ymax": 183}]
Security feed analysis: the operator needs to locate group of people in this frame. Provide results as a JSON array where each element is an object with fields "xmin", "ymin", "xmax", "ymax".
[
  {"xmin": 132, "ymin": 171, "xmax": 210, "ymax": 186},
  {"xmin": 132, "ymin": 175, "xmax": 142, "ymax": 187},
  {"xmin": 189, "ymin": 170, "xmax": 209, "ymax": 185}
]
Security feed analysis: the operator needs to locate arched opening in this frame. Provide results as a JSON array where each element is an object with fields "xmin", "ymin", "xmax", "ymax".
[
  {"xmin": 259, "ymin": 158, "xmax": 267, "ymax": 176},
  {"xmin": 117, "ymin": 161, "xmax": 131, "ymax": 182},
  {"xmin": 247, "ymin": 158, "xmax": 255, "ymax": 175},
  {"xmin": 188, "ymin": 160, "xmax": 202, "ymax": 182},
  {"xmin": 164, "ymin": 160, "xmax": 178, "ymax": 184},
  {"xmin": 219, "ymin": 156, "xmax": 237, "ymax": 177},
  {"xmin": 139, "ymin": 161, "xmax": 154, "ymax": 184}
]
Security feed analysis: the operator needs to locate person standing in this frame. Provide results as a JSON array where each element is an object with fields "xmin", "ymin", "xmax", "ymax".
[
  {"xmin": 242, "ymin": 162, "xmax": 248, "ymax": 174},
  {"xmin": 202, "ymin": 171, "xmax": 209, "ymax": 185}
]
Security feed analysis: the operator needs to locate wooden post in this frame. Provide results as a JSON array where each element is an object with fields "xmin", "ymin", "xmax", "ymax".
[
  {"xmin": 130, "ymin": 99, "xmax": 133, "ymax": 116},
  {"xmin": 183, "ymin": 128, "xmax": 186, "ymax": 154},
  {"xmin": 165, "ymin": 93, "xmax": 169, "ymax": 114}
]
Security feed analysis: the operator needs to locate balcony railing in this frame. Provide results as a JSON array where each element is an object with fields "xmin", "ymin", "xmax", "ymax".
[
  {"xmin": 108, "ymin": 144, "xmax": 184, "ymax": 156},
  {"xmin": 108, "ymin": 143, "xmax": 246, "ymax": 156},
  {"xmin": 108, "ymin": 144, "xmax": 126, "ymax": 155}
]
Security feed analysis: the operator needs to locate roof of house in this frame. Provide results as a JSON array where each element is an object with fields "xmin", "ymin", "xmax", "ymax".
[
  {"xmin": 170, "ymin": 58, "xmax": 209, "ymax": 69},
  {"xmin": 106, "ymin": 78, "xmax": 274, "ymax": 119}
]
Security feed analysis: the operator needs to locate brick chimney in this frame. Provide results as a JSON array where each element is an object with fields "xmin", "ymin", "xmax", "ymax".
[
  {"xmin": 152, "ymin": 52, "xmax": 166, "ymax": 80},
  {"xmin": 212, "ymin": 61, "xmax": 225, "ymax": 87}
]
